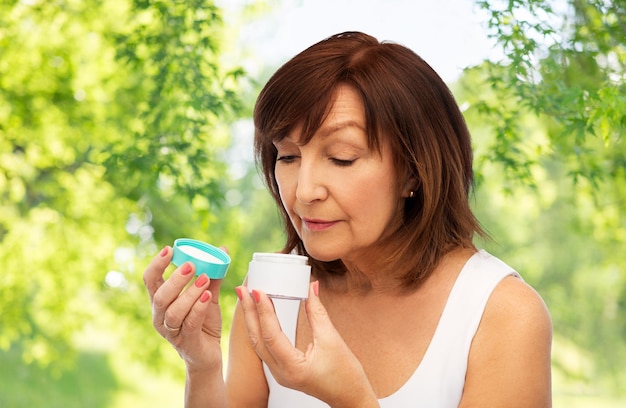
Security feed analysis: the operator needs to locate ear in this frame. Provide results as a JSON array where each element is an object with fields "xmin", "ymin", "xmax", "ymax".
[{"xmin": 401, "ymin": 178, "xmax": 419, "ymax": 198}]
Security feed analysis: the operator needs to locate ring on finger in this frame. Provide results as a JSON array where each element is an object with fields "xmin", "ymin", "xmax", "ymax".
[{"xmin": 163, "ymin": 320, "xmax": 181, "ymax": 332}]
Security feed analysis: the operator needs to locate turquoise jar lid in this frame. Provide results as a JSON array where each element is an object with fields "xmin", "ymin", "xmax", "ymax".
[{"xmin": 171, "ymin": 238, "xmax": 230, "ymax": 279}]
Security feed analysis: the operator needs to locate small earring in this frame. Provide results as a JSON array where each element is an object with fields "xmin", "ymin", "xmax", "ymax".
[{"xmin": 408, "ymin": 190, "xmax": 415, "ymax": 198}]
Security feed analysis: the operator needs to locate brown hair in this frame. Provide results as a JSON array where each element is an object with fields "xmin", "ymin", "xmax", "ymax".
[{"xmin": 254, "ymin": 31, "xmax": 485, "ymax": 289}]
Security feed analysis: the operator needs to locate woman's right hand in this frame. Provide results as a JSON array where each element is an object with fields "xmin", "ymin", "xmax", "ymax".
[
  {"xmin": 143, "ymin": 246, "xmax": 225, "ymax": 373},
  {"xmin": 238, "ymin": 281, "xmax": 379, "ymax": 407}
]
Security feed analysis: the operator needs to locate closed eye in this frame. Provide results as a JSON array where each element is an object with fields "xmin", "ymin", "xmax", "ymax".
[
  {"xmin": 277, "ymin": 155, "xmax": 299, "ymax": 164},
  {"xmin": 331, "ymin": 158, "xmax": 356, "ymax": 167}
]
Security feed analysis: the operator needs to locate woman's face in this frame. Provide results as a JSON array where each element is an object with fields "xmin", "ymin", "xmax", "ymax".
[{"xmin": 273, "ymin": 84, "xmax": 406, "ymax": 264}]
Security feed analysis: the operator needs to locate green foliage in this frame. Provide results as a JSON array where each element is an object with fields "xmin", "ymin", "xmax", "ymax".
[
  {"xmin": 104, "ymin": 0, "xmax": 245, "ymax": 203},
  {"xmin": 0, "ymin": 343, "xmax": 118, "ymax": 408},
  {"xmin": 474, "ymin": 0, "xmax": 625, "ymax": 186},
  {"xmin": 466, "ymin": 0, "xmax": 626, "ymax": 396},
  {"xmin": 0, "ymin": 0, "xmax": 250, "ymax": 377},
  {"xmin": 2, "ymin": 0, "xmax": 625, "ymax": 404}
]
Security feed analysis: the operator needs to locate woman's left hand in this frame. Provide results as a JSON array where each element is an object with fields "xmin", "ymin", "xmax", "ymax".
[{"xmin": 237, "ymin": 281, "xmax": 379, "ymax": 408}]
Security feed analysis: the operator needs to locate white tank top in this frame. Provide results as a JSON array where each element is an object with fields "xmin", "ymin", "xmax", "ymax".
[{"xmin": 264, "ymin": 250, "xmax": 521, "ymax": 407}]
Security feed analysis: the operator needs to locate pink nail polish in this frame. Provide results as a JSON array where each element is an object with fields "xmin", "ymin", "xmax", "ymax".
[
  {"xmin": 235, "ymin": 286, "xmax": 243, "ymax": 301},
  {"xmin": 160, "ymin": 246, "xmax": 169, "ymax": 257},
  {"xmin": 200, "ymin": 291, "xmax": 210, "ymax": 303},
  {"xmin": 313, "ymin": 281, "xmax": 320, "ymax": 297},
  {"xmin": 252, "ymin": 290, "xmax": 261, "ymax": 303},
  {"xmin": 195, "ymin": 274, "xmax": 209, "ymax": 288},
  {"xmin": 181, "ymin": 263, "xmax": 193, "ymax": 276}
]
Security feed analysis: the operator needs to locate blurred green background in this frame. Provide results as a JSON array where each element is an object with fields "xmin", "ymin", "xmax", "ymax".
[{"xmin": 0, "ymin": 0, "xmax": 624, "ymax": 406}]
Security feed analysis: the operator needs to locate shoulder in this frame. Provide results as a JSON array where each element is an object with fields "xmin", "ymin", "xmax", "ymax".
[
  {"xmin": 460, "ymin": 274, "xmax": 553, "ymax": 407},
  {"xmin": 483, "ymin": 275, "xmax": 552, "ymax": 342}
]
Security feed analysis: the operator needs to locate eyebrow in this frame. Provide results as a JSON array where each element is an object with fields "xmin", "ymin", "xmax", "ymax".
[
  {"xmin": 273, "ymin": 120, "xmax": 367, "ymax": 148},
  {"xmin": 318, "ymin": 120, "xmax": 365, "ymax": 138}
]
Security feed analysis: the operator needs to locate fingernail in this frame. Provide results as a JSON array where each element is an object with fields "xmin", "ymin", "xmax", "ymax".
[
  {"xmin": 235, "ymin": 286, "xmax": 243, "ymax": 301},
  {"xmin": 313, "ymin": 281, "xmax": 320, "ymax": 297},
  {"xmin": 195, "ymin": 274, "xmax": 209, "ymax": 287},
  {"xmin": 181, "ymin": 262, "xmax": 193, "ymax": 276},
  {"xmin": 160, "ymin": 246, "xmax": 169, "ymax": 257},
  {"xmin": 200, "ymin": 290, "xmax": 210, "ymax": 303},
  {"xmin": 251, "ymin": 290, "xmax": 261, "ymax": 303}
]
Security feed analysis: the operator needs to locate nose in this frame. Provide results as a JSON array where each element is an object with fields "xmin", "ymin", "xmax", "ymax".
[{"xmin": 295, "ymin": 158, "xmax": 328, "ymax": 204}]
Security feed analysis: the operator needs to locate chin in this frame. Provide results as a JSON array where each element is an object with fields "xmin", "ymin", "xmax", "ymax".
[{"xmin": 302, "ymin": 244, "xmax": 342, "ymax": 263}]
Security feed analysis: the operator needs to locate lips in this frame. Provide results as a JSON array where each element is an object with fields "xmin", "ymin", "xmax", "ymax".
[{"xmin": 301, "ymin": 217, "xmax": 338, "ymax": 231}]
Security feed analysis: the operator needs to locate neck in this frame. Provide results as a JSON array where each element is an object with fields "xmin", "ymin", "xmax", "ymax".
[
  {"xmin": 319, "ymin": 246, "xmax": 473, "ymax": 296},
  {"xmin": 323, "ymin": 257, "xmax": 406, "ymax": 295}
]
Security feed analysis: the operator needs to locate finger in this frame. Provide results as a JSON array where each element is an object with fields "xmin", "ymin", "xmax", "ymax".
[
  {"xmin": 252, "ymin": 290, "xmax": 302, "ymax": 367},
  {"xmin": 239, "ymin": 288, "xmax": 275, "ymax": 364},
  {"xmin": 152, "ymin": 261, "xmax": 198, "ymax": 331},
  {"xmin": 181, "ymin": 289, "xmax": 213, "ymax": 335},
  {"xmin": 162, "ymin": 273, "xmax": 213, "ymax": 334},
  {"xmin": 238, "ymin": 287, "xmax": 263, "ymax": 351},
  {"xmin": 207, "ymin": 277, "xmax": 223, "ymax": 304},
  {"xmin": 143, "ymin": 246, "xmax": 173, "ymax": 302},
  {"xmin": 304, "ymin": 281, "xmax": 335, "ymax": 338}
]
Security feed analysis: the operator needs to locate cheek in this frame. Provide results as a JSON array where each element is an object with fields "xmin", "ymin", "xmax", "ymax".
[
  {"xmin": 366, "ymin": 191, "xmax": 400, "ymax": 225},
  {"xmin": 355, "ymin": 174, "xmax": 402, "ymax": 227},
  {"xmin": 275, "ymin": 170, "xmax": 296, "ymax": 210}
]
